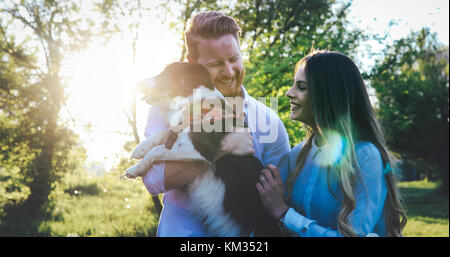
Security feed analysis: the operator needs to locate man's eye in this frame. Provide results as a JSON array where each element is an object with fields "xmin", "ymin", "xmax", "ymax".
[{"xmin": 207, "ymin": 62, "xmax": 221, "ymax": 67}]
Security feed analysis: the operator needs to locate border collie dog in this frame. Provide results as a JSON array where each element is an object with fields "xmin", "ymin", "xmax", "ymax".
[{"xmin": 124, "ymin": 62, "xmax": 282, "ymax": 237}]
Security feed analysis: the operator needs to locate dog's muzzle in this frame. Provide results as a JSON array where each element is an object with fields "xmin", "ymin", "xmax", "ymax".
[{"xmin": 137, "ymin": 77, "xmax": 157, "ymax": 95}]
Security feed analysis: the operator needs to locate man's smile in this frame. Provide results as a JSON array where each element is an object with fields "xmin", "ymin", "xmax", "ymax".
[{"xmin": 216, "ymin": 78, "xmax": 235, "ymax": 87}]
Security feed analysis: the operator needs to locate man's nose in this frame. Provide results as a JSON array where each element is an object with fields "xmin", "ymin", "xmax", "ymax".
[{"xmin": 222, "ymin": 62, "xmax": 234, "ymax": 78}]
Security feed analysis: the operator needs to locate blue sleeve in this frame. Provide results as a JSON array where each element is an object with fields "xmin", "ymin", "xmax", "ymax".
[
  {"xmin": 282, "ymin": 143, "xmax": 387, "ymax": 237},
  {"xmin": 141, "ymin": 106, "xmax": 168, "ymax": 195}
]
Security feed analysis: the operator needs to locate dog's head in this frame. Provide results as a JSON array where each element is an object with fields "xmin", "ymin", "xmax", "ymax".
[
  {"xmin": 138, "ymin": 62, "xmax": 245, "ymax": 132},
  {"xmin": 137, "ymin": 62, "xmax": 218, "ymax": 106}
]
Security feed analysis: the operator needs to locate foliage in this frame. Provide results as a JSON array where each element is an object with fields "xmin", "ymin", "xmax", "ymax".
[{"xmin": 369, "ymin": 28, "xmax": 449, "ymax": 193}]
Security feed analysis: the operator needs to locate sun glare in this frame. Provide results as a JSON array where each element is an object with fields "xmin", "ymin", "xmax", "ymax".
[{"xmin": 60, "ymin": 19, "xmax": 179, "ymax": 171}]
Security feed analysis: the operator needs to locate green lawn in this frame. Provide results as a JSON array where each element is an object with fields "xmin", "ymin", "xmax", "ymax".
[
  {"xmin": 38, "ymin": 169, "xmax": 161, "ymax": 236},
  {"xmin": 44, "ymin": 176, "xmax": 448, "ymax": 237},
  {"xmin": 398, "ymin": 180, "xmax": 449, "ymax": 237},
  {"xmin": 2, "ymin": 170, "xmax": 448, "ymax": 237}
]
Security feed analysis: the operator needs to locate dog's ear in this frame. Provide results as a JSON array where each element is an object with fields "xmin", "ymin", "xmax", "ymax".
[{"xmin": 184, "ymin": 63, "xmax": 215, "ymax": 90}]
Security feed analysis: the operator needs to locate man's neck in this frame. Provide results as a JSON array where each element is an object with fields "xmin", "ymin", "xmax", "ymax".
[{"xmin": 220, "ymin": 85, "xmax": 244, "ymax": 98}]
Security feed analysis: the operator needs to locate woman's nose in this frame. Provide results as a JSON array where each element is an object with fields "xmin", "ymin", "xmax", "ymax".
[{"xmin": 286, "ymin": 86, "xmax": 294, "ymax": 98}]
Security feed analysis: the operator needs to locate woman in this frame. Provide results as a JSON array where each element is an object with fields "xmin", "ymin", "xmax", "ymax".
[{"xmin": 256, "ymin": 50, "xmax": 407, "ymax": 237}]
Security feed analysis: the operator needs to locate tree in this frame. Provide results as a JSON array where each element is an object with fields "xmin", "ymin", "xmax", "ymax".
[
  {"xmin": 369, "ymin": 28, "xmax": 449, "ymax": 194},
  {"xmin": 0, "ymin": 0, "xmax": 112, "ymax": 235}
]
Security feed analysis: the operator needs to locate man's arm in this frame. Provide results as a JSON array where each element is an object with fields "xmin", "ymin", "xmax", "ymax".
[
  {"xmin": 163, "ymin": 161, "xmax": 209, "ymax": 190},
  {"xmin": 142, "ymin": 105, "xmax": 255, "ymax": 193},
  {"xmin": 164, "ymin": 130, "xmax": 254, "ymax": 190}
]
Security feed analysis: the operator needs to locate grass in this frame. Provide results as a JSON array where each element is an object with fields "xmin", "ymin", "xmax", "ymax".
[
  {"xmin": 398, "ymin": 179, "xmax": 449, "ymax": 237},
  {"xmin": 38, "ymin": 177, "xmax": 450, "ymax": 237},
  {"xmin": 38, "ymin": 169, "xmax": 161, "ymax": 237},
  {"xmin": 1, "ymin": 169, "xmax": 447, "ymax": 237}
]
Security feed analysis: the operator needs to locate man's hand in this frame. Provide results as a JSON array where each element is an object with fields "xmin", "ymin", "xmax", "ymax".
[
  {"xmin": 164, "ymin": 128, "xmax": 255, "ymax": 190},
  {"xmin": 216, "ymin": 128, "xmax": 255, "ymax": 160}
]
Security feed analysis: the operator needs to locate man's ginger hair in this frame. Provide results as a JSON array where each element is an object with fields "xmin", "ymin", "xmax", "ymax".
[{"xmin": 185, "ymin": 11, "xmax": 241, "ymax": 61}]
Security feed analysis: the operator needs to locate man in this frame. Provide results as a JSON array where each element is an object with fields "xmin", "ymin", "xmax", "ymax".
[{"xmin": 142, "ymin": 11, "xmax": 290, "ymax": 236}]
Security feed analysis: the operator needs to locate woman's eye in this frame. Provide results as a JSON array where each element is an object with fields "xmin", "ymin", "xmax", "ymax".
[{"xmin": 296, "ymin": 81, "xmax": 307, "ymax": 91}]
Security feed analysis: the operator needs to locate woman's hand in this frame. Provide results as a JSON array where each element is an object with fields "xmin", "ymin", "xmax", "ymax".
[
  {"xmin": 215, "ymin": 128, "xmax": 255, "ymax": 160},
  {"xmin": 256, "ymin": 164, "xmax": 289, "ymax": 220}
]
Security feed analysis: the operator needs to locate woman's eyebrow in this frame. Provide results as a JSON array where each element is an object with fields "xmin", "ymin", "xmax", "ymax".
[{"xmin": 295, "ymin": 80, "xmax": 307, "ymax": 85}]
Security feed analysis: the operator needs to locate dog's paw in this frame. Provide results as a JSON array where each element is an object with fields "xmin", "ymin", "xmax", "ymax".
[
  {"xmin": 123, "ymin": 166, "xmax": 141, "ymax": 179},
  {"xmin": 131, "ymin": 146, "xmax": 147, "ymax": 159}
]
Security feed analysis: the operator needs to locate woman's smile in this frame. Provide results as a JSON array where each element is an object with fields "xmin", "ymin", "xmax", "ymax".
[{"xmin": 290, "ymin": 101, "xmax": 301, "ymax": 112}]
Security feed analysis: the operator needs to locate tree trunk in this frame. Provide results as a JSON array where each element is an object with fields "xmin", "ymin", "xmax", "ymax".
[{"xmin": 128, "ymin": 93, "xmax": 163, "ymax": 214}]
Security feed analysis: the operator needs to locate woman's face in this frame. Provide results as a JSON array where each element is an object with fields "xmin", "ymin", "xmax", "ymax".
[{"xmin": 285, "ymin": 64, "xmax": 315, "ymax": 127}]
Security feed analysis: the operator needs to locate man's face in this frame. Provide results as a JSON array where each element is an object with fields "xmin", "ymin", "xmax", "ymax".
[{"xmin": 193, "ymin": 34, "xmax": 244, "ymax": 97}]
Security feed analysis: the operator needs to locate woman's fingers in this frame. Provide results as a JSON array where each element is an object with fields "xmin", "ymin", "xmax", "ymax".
[
  {"xmin": 267, "ymin": 164, "xmax": 283, "ymax": 185},
  {"xmin": 256, "ymin": 182, "xmax": 265, "ymax": 194},
  {"xmin": 259, "ymin": 173, "xmax": 271, "ymax": 189},
  {"xmin": 262, "ymin": 169, "xmax": 277, "ymax": 186}
]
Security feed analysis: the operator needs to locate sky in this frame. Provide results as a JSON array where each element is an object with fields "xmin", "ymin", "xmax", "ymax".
[
  {"xmin": 349, "ymin": 0, "xmax": 449, "ymax": 72},
  {"xmin": 57, "ymin": 0, "xmax": 449, "ymax": 171}
]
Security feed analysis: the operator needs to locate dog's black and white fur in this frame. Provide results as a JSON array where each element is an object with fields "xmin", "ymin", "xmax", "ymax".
[{"xmin": 124, "ymin": 62, "xmax": 282, "ymax": 236}]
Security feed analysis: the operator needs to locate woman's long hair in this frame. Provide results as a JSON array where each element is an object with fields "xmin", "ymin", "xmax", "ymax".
[{"xmin": 285, "ymin": 50, "xmax": 407, "ymax": 236}]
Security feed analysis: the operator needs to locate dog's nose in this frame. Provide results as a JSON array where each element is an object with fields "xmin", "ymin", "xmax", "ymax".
[{"xmin": 137, "ymin": 77, "xmax": 157, "ymax": 95}]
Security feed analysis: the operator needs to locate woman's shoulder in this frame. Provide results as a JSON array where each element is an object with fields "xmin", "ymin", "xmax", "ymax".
[
  {"xmin": 355, "ymin": 141, "xmax": 384, "ymax": 173},
  {"xmin": 355, "ymin": 141, "xmax": 382, "ymax": 160}
]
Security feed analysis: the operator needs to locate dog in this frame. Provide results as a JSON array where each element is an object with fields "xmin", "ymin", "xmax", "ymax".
[{"xmin": 124, "ymin": 62, "xmax": 282, "ymax": 236}]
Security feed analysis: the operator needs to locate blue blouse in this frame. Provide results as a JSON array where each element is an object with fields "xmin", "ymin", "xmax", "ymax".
[{"xmin": 278, "ymin": 139, "xmax": 388, "ymax": 237}]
